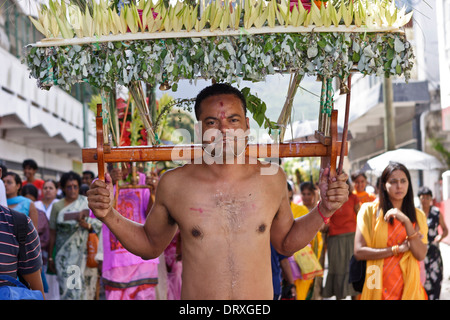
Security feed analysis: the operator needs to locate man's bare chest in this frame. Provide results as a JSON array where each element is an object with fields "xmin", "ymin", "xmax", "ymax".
[{"xmin": 166, "ymin": 182, "xmax": 280, "ymax": 239}]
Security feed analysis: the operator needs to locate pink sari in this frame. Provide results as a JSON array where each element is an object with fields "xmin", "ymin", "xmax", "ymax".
[{"xmin": 102, "ymin": 173, "xmax": 159, "ymax": 300}]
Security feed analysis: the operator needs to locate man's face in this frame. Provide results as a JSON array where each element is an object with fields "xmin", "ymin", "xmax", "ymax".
[
  {"xmin": 82, "ymin": 174, "xmax": 93, "ymax": 185},
  {"xmin": 197, "ymin": 94, "xmax": 250, "ymax": 160},
  {"xmin": 23, "ymin": 165, "xmax": 36, "ymax": 181}
]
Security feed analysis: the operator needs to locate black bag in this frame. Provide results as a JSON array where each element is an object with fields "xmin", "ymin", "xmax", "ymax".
[{"xmin": 348, "ymin": 255, "xmax": 366, "ymax": 293}]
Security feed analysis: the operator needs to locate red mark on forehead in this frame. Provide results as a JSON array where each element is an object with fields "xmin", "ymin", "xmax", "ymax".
[
  {"xmin": 219, "ymin": 101, "xmax": 224, "ymax": 107},
  {"xmin": 219, "ymin": 111, "xmax": 226, "ymax": 119}
]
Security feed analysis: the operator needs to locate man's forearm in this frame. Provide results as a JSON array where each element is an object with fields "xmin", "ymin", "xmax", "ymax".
[
  {"xmin": 282, "ymin": 206, "xmax": 327, "ymax": 256},
  {"xmin": 100, "ymin": 208, "xmax": 158, "ymax": 260}
]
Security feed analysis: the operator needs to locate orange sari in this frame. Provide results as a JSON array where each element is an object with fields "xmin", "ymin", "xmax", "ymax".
[
  {"xmin": 382, "ymin": 219, "xmax": 407, "ymax": 299},
  {"xmin": 357, "ymin": 202, "xmax": 428, "ymax": 300}
]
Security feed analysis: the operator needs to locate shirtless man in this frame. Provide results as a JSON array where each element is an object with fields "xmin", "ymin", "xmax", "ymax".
[{"xmin": 87, "ymin": 83, "xmax": 349, "ymax": 299}]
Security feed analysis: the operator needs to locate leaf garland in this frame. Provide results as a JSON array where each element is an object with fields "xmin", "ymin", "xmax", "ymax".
[{"xmin": 25, "ymin": 32, "xmax": 414, "ymax": 93}]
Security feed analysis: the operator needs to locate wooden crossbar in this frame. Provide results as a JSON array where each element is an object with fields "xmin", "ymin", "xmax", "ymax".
[
  {"xmin": 82, "ymin": 105, "xmax": 347, "ymax": 180},
  {"xmin": 81, "ymin": 141, "xmax": 346, "ymax": 163}
]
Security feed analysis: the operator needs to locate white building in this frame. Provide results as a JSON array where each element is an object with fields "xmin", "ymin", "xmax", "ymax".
[
  {"xmin": 0, "ymin": 0, "xmax": 97, "ymax": 180},
  {"xmin": 334, "ymin": 0, "xmax": 449, "ymax": 193}
]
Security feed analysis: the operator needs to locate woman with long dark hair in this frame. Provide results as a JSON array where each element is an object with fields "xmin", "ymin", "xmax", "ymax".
[{"xmin": 354, "ymin": 162, "xmax": 428, "ymax": 300}]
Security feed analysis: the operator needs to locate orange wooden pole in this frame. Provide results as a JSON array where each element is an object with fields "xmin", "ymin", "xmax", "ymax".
[
  {"xmin": 329, "ymin": 110, "xmax": 338, "ymax": 178},
  {"xmin": 96, "ymin": 104, "xmax": 106, "ymax": 181},
  {"xmin": 338, "ymin": 75, "xmax": 351, "ymax": 175}
]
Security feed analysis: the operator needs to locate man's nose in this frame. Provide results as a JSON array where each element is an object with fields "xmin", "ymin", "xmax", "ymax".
[{"xmin": 218, "ymin": 121, "xmax": 231, "ymax": 134}]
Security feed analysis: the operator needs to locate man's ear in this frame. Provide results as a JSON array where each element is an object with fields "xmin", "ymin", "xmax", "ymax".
[{"xmin": 245, "ymin": 117, "xmax": 250, "ymax": 130}]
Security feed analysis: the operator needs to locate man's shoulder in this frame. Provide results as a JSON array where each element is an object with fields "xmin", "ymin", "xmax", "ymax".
[
  {"xmin": 255, "ymin": 160, "xmax": 285, "ymax": 178},
  {"xmin": 159, "ymin": 164, "xmax": 189, "ymax": 180}
]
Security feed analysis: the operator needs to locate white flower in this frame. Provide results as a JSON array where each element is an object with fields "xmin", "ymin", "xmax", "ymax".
[{"xmin": 307, "ymin": 46, "xmax": 318, "ymax": 58}]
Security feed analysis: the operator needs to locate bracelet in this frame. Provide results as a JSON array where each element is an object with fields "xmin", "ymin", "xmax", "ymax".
[
  {"xmin": 406, "ymin": 231, "xmax": 419, "ymax": 241},
  {"xmin": 317, "ymin": 201, "xmax": 330, "ymax": 224},
  {"xmin": 392, "ymin": 245, "xmax": 399, "ymax": 256}
]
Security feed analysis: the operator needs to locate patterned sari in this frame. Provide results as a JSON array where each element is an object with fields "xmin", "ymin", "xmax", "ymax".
[
  {"xmin": 423, "ymin": 206, "xmax": 444, "ymax": 299},
  {"xmin": 52, "ymin": 196, "xmax": 102, "ymax": 300}
]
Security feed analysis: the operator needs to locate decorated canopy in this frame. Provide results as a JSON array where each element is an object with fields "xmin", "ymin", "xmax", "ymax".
[
  {"xmin": 23, "ymin": 0, "xmax": 416, "ymax": 176},
  {"xmin": 25, "ymin": 0, "xmax": 415, "ymax": 92}
]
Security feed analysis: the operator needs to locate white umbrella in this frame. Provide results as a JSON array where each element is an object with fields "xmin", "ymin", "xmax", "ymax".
[{"xmin": 363, "ymin": 148, "xmax": 446, "ymax": 174}]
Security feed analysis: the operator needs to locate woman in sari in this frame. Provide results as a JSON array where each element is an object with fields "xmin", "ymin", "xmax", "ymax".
[
  {"xmin": 351, "ymin": 171, "xmax": 376, "ymax": 205},
  {"xmin": 48, "ymin": 171, "xmax": 101, "ymax": 300},
  {"xmin": 354, "ymin": 162, "xmax": 428, "ymax": 300},
  {"xmin": 418, "ymin": 186, "xmax": 448, "ymax": 300}
]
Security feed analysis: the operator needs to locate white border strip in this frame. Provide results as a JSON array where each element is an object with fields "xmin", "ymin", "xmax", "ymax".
[{"xmin": 31, "ymin": 25, "xmax": 404, "ymax": 47}]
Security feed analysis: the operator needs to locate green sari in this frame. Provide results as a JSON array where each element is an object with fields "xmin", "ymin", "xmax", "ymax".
[{"xmin": 50, "ymin": 195, "xmax": 102, "ymax": 300}]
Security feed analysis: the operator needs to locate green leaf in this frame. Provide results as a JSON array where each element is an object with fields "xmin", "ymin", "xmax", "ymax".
[
  {"xmin": 318, "ymin": 39, "xmax": 327, "ymax": 49},
  {"xmin": 264, "ymin": 41, "xmax": 273, "ymax": 54},
  {"xmin": 386, "ymin": 48, "xmax": 395, "ymax": 60},
  {"xmin": 352, "ymin": 52, "xmax": 360, "ymax": 62},
  {"xmin": 255, "ymin": 112, "xmax": 265, "ymax": 127}
]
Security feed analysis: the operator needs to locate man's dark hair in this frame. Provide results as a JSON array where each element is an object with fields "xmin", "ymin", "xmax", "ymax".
[
  {"xmin": 418, "ymin": 186, "xmax": 433, "ymax": 198},
  {"xmin": 194, "ymin": 83, "xmax": 247, "ymax": 120},
  {"xmin": 60, "ymin": 171, "xmax": 81, "ymax": 189},
  {"xmin": 82, "ymin": 170, "xmax": 95, "ymax": 179},
  {"xmin": 22, "ymin": 159, "xmax": 38, "ymax": 170}
]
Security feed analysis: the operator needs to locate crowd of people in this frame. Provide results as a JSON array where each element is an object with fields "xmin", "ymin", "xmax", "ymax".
[
  {"xmin": 0, "ymin": 83, "xmax": 448, "ymax": 300},
  {"xmin": 3, "ymin": 159, "xmax": 447, "ymax": 301},
  {"xmin": 283, "ymin": 166, "xmax": 448, "ymax": 300},
  {"xmin": 0, "ymin": 159, "xmax": 181, "ymax": 300}
]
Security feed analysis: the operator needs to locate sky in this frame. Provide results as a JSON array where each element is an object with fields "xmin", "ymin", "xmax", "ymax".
[{"xmin": 154, "ymin": 74, "xmax": 322, "ymax": 139}]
